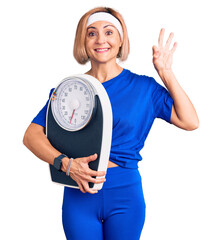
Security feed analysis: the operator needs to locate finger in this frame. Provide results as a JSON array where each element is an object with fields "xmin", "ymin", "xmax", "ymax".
[
  {"xmin": 152, "ymin": 45, "xmax": 160, "ymax": 58},
  {"xmin": 88, "ymin": 176, "xmax": 106, "ymax": 184},
  {"xmin": 80, "ymin": 171, "xmax": 106, "ymax": 183},
  {"xmin": 90, "ymin": 189, "xmax": 99, "ymax": 194},
  {"xmin": 85, "ymin": 153, "xmax": 98, "ymax": 163},
  {"xmin": 89, "ymin": 169, "xmax": 106, "ymax": 177},
  {"xmin": 170, "ymin": 42, "xmax": 178, "ymax": 54},
  {"xmin": 82, "ymin": 181, "xmax": 98, "ymax": 194},
  {"xmin": 165, "ymin": 32, "xmax": 174, "ymax": 50},
  {"xmin": 76, "ymin": 180, "xmax": 86, "ymax": 193},
  {"xmin": 158, "ymin": 28, "xmax": 165, "ymax": 48}
]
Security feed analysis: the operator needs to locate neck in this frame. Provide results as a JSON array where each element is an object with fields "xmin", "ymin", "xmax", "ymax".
[{"xmin": 85, "ymin": 60, "xmax": 123, "ymax": 83}]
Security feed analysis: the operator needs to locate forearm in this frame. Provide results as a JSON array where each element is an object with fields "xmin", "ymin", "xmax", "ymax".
[
  {"xmin": 23, "ymin": 123, "xmax": 66, "ymax": 166},
  {"xmin": 158, "ymin": 69, "xmax": 199, "ymax": 129}
]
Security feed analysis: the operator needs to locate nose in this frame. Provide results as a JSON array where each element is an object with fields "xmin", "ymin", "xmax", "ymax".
[{"xmin": 96, "ymin": 33, "xmax": 106, "ymax": 44}]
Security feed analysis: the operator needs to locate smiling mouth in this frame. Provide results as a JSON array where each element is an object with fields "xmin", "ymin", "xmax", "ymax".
[{"xmin": 94, "ymin": 48, "xmax": 110, "ymax": 53}]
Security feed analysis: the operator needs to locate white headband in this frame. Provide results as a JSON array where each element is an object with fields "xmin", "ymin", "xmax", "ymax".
[{"xmin": 86, "ymin": 12, "xmax": 123, "ymax": 40}]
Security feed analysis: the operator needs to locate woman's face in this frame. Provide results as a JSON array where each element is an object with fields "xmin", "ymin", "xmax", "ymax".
[{"xmin": 85, "ymin": 21, "xmax": 122, "ymax": 64}]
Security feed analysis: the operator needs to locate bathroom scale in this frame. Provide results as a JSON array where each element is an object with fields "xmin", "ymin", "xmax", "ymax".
[{"xmin": 46, "ymin": 74, "xmax": 113, "ymax": 190}]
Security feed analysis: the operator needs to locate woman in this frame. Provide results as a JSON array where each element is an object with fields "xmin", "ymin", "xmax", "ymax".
[{"xmin": 23, "ymin": 6, "xmax": 199, "ymax": 240}]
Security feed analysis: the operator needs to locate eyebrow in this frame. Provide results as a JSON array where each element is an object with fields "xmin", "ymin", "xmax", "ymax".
[{"xmin": 87, "ymin": 24, "xmax": 115, "ymax": 30}]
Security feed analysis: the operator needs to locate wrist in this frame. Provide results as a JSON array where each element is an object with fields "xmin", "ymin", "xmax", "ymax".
[
  {"xmin": 157, "ymin": 68, "xmax": 175, "ymax": 85},
  {"xmin": 157, "ymin": 68, "xmax": 173, "ymax": 76},
  {"xmin": 61, "ymin": 157, "xmax": 70, "ymax": 172}
]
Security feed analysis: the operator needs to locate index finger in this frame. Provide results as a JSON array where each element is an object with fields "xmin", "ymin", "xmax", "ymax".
[{"xmin": 158, "ymin": 28, "xmax": 165, "ymax": 48}]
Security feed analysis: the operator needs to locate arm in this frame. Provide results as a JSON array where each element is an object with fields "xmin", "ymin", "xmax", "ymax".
[
  {"xmin": 152, "ymin": 28, "xmax": 199, "ymax": 130},
  {"xmin": 23, "ymin": 123, "xmax": 106, "ymax": 194},
  {"xmin": 23, "ymin": 123, "xmax": 63, "ymax": 166}
]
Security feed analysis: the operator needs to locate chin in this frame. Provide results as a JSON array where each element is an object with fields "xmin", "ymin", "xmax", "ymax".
[{"xmin": 92, "ymin": 55, "xmax": 118, "ymax": 64}]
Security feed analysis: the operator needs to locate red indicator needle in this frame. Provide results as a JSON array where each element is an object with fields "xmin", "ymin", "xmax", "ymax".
[{"xmin": 70, "ymin": 109, "xmax": 75, "ymax": 123}]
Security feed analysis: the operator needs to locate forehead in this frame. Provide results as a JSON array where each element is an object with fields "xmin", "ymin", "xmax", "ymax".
[{"xmin": 87, "ymin": 21, "xmax": 116, "ymax": 30}]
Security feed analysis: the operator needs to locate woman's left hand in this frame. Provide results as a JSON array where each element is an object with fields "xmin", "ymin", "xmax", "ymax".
[{"xmin": 152, "ymin": 28, "xmax": 178, "ymax": 73}]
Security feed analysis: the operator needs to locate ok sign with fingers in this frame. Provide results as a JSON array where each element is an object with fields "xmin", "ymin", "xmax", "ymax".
[
  {"xmin": 152, "ymin": 28, "xmax": 178, "ymax": 73},
  {"xmin": 150, "ymin": 28, "xmax": 199, "ymax": 131}
]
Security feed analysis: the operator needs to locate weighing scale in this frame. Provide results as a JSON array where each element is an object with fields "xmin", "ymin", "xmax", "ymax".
[{"xmin": 46, "ymin": 74, "xmax": 112, "ymax": 190}]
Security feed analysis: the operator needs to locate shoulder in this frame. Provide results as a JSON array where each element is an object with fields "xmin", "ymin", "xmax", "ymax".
[{"xmin": 124, "ymin": 68, "xmax": 157, "ymax": 88}]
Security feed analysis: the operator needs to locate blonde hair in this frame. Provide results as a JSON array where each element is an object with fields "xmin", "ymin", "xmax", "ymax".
[{"xmin": 73, "ymin": 7, "xmax": 130, "ymax": 64}]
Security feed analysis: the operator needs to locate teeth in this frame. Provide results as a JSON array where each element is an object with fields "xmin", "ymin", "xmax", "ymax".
[{"xmin": 95, "ymin": 48, "xmax": 109, "ymax": 52}]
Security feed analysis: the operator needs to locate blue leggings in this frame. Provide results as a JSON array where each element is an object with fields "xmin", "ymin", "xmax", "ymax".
[{"xmin": 62, "ymin": 166, "xmax": 146, "ymax": 240}]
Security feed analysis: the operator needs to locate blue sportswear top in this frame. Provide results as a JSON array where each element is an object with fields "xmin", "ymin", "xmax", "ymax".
[{"xmin": 32, "ymin": 68, "xmax": 173, "ymax": 169}]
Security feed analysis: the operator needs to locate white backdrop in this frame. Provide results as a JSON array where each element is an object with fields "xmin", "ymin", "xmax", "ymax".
[{"xmin": 1, "ymin": 0, "xmax": 221, "ymax": 239}]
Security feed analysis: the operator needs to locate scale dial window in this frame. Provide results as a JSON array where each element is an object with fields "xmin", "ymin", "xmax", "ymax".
[{"xmin": 51, "ymin": 78, "xmax": 94, "ymax": 131}]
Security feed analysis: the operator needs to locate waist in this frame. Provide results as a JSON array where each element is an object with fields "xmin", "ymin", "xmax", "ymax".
[
  {"xmin": 103, "ymin": 166, "xmax": 142, "ymax": 189},
  {"xmin": 107, "ymin": 160, "xmax": 119, "ymax": 168}
]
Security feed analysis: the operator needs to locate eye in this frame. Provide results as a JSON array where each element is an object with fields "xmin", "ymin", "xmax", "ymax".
[
  {"xmin": 106, "ymin": 30, "xmax": 113, "ymax": 35},
  {"xmin": 88, "ymin": 31, "xmax": 96, "ymax": 37}
]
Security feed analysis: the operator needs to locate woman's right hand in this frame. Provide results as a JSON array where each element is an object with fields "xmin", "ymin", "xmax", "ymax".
[{"xmin": 61, "ymin": 153, "xmax": 106, "ymax": 194}]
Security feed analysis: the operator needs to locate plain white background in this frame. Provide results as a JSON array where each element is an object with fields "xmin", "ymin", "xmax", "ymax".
[{"xmin": 1, "ymin": 0, "xmax": 221, "ymax": 239}]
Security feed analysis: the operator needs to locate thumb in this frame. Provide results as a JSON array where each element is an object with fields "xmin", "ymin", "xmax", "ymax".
[
  {"xmin": 152, "ymin": 45, "xmax": 160, "ymax": 58},
  {"xmin": 86, "ymin": 153, "xmax": 98, "ymax": 162}
]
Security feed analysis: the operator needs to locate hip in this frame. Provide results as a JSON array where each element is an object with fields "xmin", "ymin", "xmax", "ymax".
[{"xmin": 62, "ymin": 166, "xmax": 146, "ymax": 209}]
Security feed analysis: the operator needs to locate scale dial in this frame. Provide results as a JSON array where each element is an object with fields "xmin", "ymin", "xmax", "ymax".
[{"xmin": 51, "ymin": 77, "xmax": 95, "ymax": 131}]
